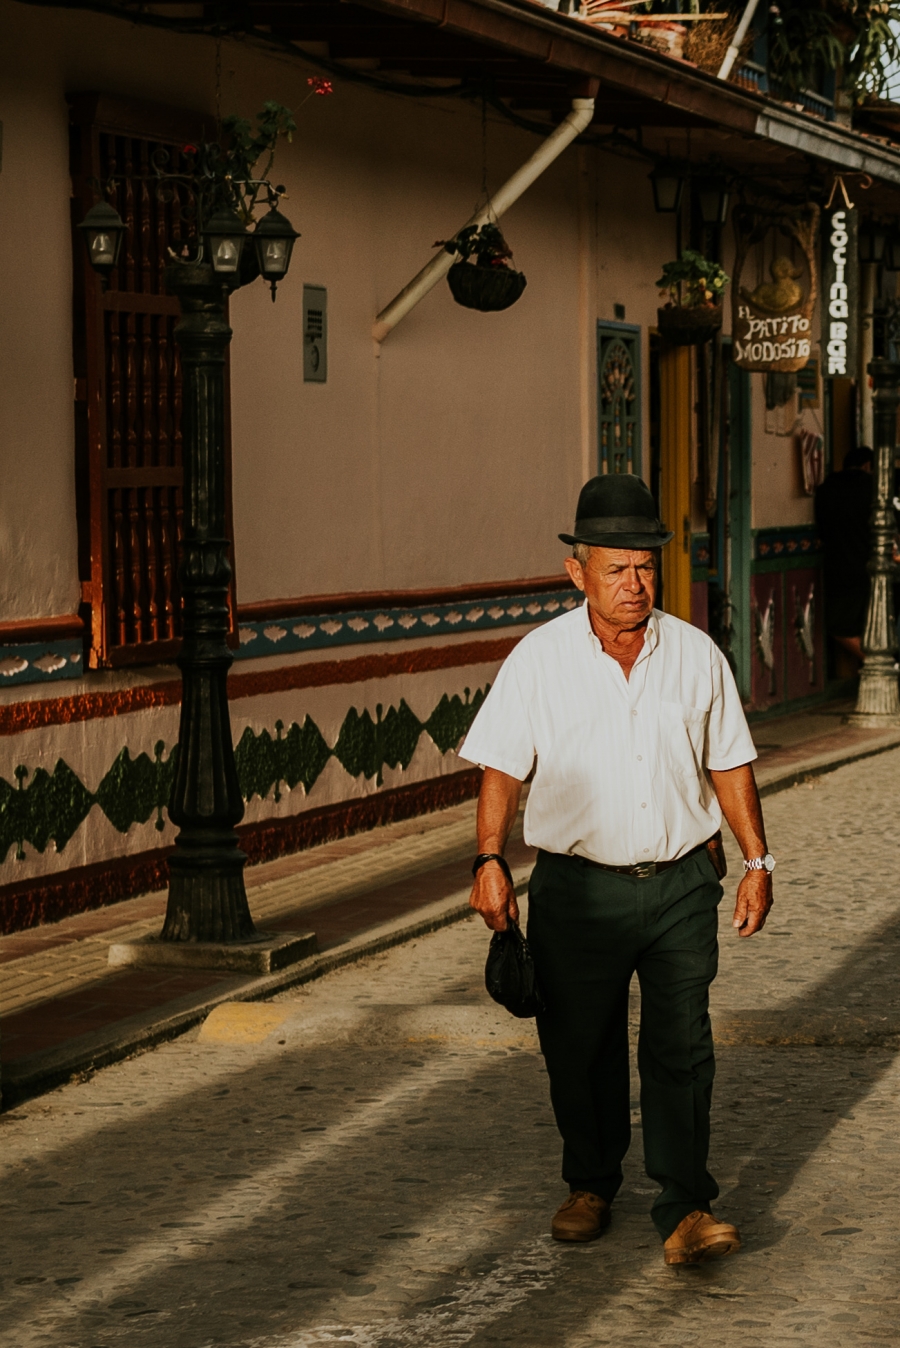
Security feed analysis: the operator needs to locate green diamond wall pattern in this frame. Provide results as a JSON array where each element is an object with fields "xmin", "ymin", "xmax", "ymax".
[{"xmin": 0, "ymin": 686, "xmax": 488, "ymax": 864}]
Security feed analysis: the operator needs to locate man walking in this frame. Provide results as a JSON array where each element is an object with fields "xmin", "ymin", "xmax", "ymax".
[{"xmin": 462, "ymin": 474, "xmax": 774, "ymax": 1266}]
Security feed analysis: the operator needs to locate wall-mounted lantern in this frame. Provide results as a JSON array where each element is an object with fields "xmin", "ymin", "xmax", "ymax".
[
  {"xmin": 697, "ymin": 180, "xmax": 730, "ymax": 227},
  {"xmin": 649, "ymin": 166, "xmax": 684, "ymax": 214}
]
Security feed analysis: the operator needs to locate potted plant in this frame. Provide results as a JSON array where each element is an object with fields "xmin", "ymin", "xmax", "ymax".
[
  {"xmin": 439, "ymin": 222, "xmax": 527, "ymax": 312},
  {"xmin": 656, "ymin": 249, "xmax": 728, "ymax": 345}
]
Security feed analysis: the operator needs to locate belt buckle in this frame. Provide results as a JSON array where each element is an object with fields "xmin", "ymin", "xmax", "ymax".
[{"xmin": 632, "ymin": 862, "xmax": 657, "ymax": 879}]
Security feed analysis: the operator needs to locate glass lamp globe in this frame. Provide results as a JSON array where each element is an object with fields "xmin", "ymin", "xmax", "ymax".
[
  {"xmin": 203, "ymin": 206, "xmax": 248, "ymax": 276},
  {"xmin": 253, "ymin": 206, "xmax": 300, "ymax": 299},
  {"xmin": 76, "ymin": 201, "xmax": 127, "ymax": 285}
]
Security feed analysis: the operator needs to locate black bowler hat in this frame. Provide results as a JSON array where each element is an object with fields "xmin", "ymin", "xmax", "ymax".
[{"xmin": 558, "ymin": 473, "xmax": 674, "ymax": 550}]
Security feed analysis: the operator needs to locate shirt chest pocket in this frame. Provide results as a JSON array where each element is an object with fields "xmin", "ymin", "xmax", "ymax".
[{"xmin": 658, "ymin": 700, "xmax": 709, "ymax": 780}]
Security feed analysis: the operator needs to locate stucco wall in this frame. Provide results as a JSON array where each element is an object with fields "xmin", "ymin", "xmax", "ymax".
[
  {"xmin": 0, "ymin": 26, "xmax": 79, "ymax": 623},
  {"xmin": 750, "ymin": 376, "xmax": 822, "ymax": 529},
  {"xmin": 0, "ymin": 0, "xmax": 691, "ymax": 623}
]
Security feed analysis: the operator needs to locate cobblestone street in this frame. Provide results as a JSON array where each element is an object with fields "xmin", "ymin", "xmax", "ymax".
[{"xmin": 3, "ymin": 749, "xmax": 900, "ymax": 1348}]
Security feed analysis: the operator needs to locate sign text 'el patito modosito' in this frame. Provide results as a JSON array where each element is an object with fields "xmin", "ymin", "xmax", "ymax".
[
  {"xmin": 732, "ymin": 204, "xmax": 819, "ymax": 374},
  {"xmin": 821, "ymin": 205, "xmax": 858, "ymax": 378}
]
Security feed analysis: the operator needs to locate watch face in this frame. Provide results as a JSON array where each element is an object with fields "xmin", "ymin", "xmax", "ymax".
[{"xmin": 764, "ymin": 854, "xmax": 776, "ymax": 872}]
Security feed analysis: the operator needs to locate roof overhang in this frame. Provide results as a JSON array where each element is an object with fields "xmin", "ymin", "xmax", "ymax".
[{"xmin": 24, "ymin": 0, "xmax": 900, "ymax": 192}]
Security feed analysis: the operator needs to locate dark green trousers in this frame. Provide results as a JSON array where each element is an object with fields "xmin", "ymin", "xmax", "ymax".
[{"xmin": 526, "ymin": 847, "xmax": 723, "ymax": 1240}]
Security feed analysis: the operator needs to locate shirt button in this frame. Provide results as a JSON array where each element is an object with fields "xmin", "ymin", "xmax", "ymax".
[
  {"xmin": 644, "ymin": 848, "xmax": 650, "ymax": 854},
  {"xmin": 632, "ymin": 710, "xmax": 638, "ymax": 717},
  {"xmin": 637, "ymin": 755, "xmax": 642, "ymax": 761},
  {"xmin": 641, "ymin": 802, "xmax": 647, "ymax": 808}
]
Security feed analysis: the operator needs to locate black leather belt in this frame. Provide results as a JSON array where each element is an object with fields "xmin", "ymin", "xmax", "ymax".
[{"xmin": 578, "ymin": 835, "xmax": 712, "ymax": 880}]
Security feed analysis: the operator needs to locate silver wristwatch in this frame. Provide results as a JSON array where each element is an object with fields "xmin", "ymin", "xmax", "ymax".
[{"xmin": 743, "ymin": 853, "xmax": 775, "ymax": 874}]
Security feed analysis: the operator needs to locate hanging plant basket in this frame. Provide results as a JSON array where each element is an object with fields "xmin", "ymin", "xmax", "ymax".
[
  {"xmin": 447, "ymin": 260, "xmax": 527, "ymax": 312},
  {"xmin": 657, "ymin": 304, "xmax": 723, "ymax": 346}
]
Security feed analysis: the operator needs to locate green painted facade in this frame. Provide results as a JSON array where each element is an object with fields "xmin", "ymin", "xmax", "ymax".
[{"xmin": 0, "ymin": 686, "xmax": 488, "ymax": 865}]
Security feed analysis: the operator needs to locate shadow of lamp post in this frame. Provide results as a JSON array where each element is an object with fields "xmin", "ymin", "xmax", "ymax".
[
  {"xmin": 848, "ymin": 357, "xmax": 900, "ymax": 727},
  {"xmin": 77, "ymin": 179, "xmax": 300, "ymax": 956}
]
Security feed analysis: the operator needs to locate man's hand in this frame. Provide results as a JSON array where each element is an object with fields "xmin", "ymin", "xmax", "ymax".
[
  {"xmin": 471, "ymin": 768, "xmax": 524, "ymax": 930},
  {"xmin": 469, "ymin": 860, "xmax": 519, "ymax": 931},
  {"xmin": 709, "ymin": 763, "xmax": 775, "ymax": 940},
  {"xmin": 732, "ymin": 869, "xmax": 773, "ymax": 937}
]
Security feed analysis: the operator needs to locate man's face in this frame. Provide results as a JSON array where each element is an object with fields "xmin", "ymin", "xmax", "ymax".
[{"xmin": 563, "ymin": 547, "xmax": 658, "ymax": 630}]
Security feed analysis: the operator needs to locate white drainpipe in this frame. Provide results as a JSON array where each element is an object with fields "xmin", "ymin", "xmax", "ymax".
[
  {"xmin": 717, "ymin": 0, "xmax": 762, "ymax": 82},
  {"xmin": 372, "ymin": 97, "xmax": 596, "ymax": 343}
]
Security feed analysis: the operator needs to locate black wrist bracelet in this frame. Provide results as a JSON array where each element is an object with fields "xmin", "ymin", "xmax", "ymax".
[{"xmin": 472, "ymin": 852, "xmax": 513, "ymax": 885}]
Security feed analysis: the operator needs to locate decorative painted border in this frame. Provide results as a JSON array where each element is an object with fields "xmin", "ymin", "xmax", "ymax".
[
  {"xmin": 235, "ymin": 589, "xmax": 580, "ymax": 660},
  {"xmin": 0, "ymin": 767, "xmax": 482, "ymax": 935},
  {"xmin": 0, "ymin": 688, "xmax": 488, "ymax": 868},
  {"xmin": 0, "ymin": 640, "xmax": 84, "ymax": 688},
  {"xmin": 754, "ymin": 526, "xmax": 822, "ymax": 563},
  {"xmin": 0, "ymin": 586, "xmax": 580, "ymax": 688},
  {"xmin": 0, "ymin": 636, "xmax": 522, "ymax": 737}
]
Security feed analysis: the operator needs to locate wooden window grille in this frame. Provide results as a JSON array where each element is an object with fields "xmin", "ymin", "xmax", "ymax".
[{"xmin": 69, "ymin": 93, "xmax": 235, "ymax": 668}]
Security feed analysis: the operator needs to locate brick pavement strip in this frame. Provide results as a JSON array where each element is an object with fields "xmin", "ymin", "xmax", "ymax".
[
  {"xmin": 0, "ymin": 806, "xmax": 482, "ymax": 1020},
  {"xmin": 1, "ymin": 749, "xmax": 900, "ymax": 1346}
]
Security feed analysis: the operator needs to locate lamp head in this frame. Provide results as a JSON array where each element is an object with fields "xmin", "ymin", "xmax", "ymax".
[
  {"xmin": 253, "ymin": 206, "xmax": 300, "ymax": 300},
  {"xmin": 76, "ymin": 201, "xmax": 127, "ymax": 287},
  {"xmin": 203, "ymin": 205, "xmax": 249, "ymax": 277},
  {"xmin": 649, "ymin": 166, "xmax": 684, "ymax": 214}
]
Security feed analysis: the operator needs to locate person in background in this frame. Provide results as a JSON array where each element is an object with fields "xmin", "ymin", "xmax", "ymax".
[{"xmin": 815, "ymin": 445, "xmax": 873, "ymax": 666}]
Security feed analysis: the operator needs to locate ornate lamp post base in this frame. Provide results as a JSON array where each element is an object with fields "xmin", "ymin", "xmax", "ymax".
[{"xmin": 846, "ymin": 359, "xmax": 900, "ymax": 728}]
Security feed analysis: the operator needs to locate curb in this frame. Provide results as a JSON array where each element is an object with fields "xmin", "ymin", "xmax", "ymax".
[
  {"xmin": 0, "ymin": 873, "xmax": 530, "ymax": 1110},
  {"xmin": 755, "ymin": 731, "xmax": 900, "ymax": 798}
]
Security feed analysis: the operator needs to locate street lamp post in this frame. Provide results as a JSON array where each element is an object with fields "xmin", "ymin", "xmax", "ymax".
[
  {"xmin": 78, "ymin": 184, "xmax": 300, "ymax": 946},
  {"xmin": 162, "ymin": 262, "xmax": 254, "ymax": 942},
  {"xmin": 848, "ymin": 357, "xmax": 900, "ymax": 727}
]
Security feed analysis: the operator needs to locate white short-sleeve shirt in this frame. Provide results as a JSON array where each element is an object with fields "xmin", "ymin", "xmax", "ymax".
[{"xmin": 459, "ymin": 601, "xmax": 756, "ymax": 866}]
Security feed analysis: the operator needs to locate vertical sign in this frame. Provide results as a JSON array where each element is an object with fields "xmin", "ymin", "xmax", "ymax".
[{"xmin": 822, "ymin": 205, "xmax": 858, "ymax": 378}]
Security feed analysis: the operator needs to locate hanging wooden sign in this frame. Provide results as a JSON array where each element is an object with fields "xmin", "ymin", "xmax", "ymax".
[
  {"xmin": 821, "ymin": 199, "xmax": 858, "ymax": 379},
  {"xmin": 732, "ymin": 204, "xmax": 819, "ymax": 373}
]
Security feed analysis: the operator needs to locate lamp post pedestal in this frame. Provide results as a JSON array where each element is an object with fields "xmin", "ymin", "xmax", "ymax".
[{"xmin": 847, "ymin": 358, "xmax": 900, "ymax": 728}]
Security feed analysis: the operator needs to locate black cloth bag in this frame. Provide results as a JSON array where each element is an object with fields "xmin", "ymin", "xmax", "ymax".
[{"xmin": 484, "ymin": 920, "xmax": 546, "ymax": 1019}]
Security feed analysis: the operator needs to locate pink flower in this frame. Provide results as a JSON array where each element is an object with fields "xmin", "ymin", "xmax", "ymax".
[{"xmin": 307, "ymin": 76, "xmax": 334, "ymax": 95}]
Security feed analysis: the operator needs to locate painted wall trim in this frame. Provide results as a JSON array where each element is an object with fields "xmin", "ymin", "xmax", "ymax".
[
  {"xmin": 0, "ymin": 616, "xmax": 85, "ymax": 642},
  {"xmin": 1, "ymin": 580, "xmax": 577, "ymax": 689},
  {"xmin": 0, "ymin": 766, "xmax": 482, "ymax": 935},
  {"xmin": 236, "ymin": 574, "xmax": 572, "ymax": 621},
  {"xmin": 0, "ymin": 636, "xmax": 524, "ymax": 737},
  {"xmin": 235, "ymin": 588, "xmax": 579, "ymax": 661}
]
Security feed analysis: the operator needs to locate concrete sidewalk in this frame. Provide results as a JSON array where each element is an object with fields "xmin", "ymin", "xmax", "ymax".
[{"xmin": 2, "ymin": 697, "xmax": 899, "ymax": 1107}]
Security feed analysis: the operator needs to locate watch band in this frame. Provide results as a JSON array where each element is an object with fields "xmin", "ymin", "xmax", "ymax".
[
  {"xmin": 743, "ymin": 853, "xmax": 775, "ymax": 873},
  {"xmin": 472, "ymin": 853, "xmax": 514, "ymax": 885}
]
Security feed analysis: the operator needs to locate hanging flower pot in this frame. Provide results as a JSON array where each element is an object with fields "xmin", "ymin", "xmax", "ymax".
[
  {"xmin": 656, "ymin": 248, "xmax": 729, "ymax": 346},
  {"xmin": 657, "ymin": 303, "xmax": 723, "ymax": 346},
  {"xmin": 438, "ymin": 223, "xmax": 527, "ymax": 313},
  {"xmin": 448, "ymin": 260, "xmax": 527, "ymax": 312}
]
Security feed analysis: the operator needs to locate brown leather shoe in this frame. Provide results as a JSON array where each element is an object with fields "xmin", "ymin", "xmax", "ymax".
[
  {"xmin": 551, "ymin": 1191, "xmax": 611, "ymax": 1242},
  {"xmin": 663, "ymin": 1210, "xmax": 741, "ymax": 1266}
]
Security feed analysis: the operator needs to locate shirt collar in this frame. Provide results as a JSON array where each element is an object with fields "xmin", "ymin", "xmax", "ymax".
[{"xmin": 581, "ymin": 598, "xmax": 659, "ymax": 658}]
